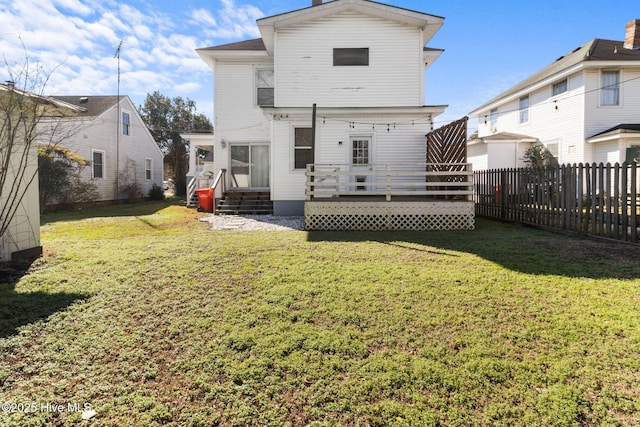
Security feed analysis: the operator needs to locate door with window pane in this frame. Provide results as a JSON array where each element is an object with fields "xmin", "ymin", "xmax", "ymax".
[
  {"xmin": 350, "ymin": 137, "xmax": 372, "ymax": 191},
  {"xmin": 230, "ymin": 144, "xmax": 269, "ymax": 190}
]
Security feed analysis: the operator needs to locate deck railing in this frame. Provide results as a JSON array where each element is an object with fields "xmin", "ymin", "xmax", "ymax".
[{"xmin": 306, "ymin": 163, "xmax": 474, "ymax": 201}]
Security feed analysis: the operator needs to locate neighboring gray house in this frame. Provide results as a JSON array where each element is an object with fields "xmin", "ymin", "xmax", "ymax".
[
  {"xmin": 48, "ymin": 95, "xmax": 164, "ymax": 203},
  {"xmin": 468, "ymin": 19, "xmax": 640, "ymax": 170}
]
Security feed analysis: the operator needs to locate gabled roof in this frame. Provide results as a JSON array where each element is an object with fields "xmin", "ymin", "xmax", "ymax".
[
  {"xmin": 470, "ymin": 38, "xmax": 640, "ymax": 116},
  {"xmin": 52, "ymin": 96, "xmax": 122, "ymax": 117},
  {"xmin": 257, "ymin": 0, "xmax": 444, "ymax": 55}
]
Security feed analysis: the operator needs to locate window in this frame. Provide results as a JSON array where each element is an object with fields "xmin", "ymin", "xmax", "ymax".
[
  {"xmin": 92, "ymin": 150, "xmax": 105, "ymax": 179},
  {"xmin": 519, "ymin": 95, "xmax": 529, "ymax": 124},
  {"xmin": 552, "ymin": 79, "xmax": 568, "ymax": 96},
  {"xmin": 489, "ymin": 108, "xmax": 498, "ymax": 131},
  {"xmin": 256, "ymin": 69, "xmax": 274, "ymax": 106},
  {"xmin": 294, "ymin": 127, "xmax": 314, "ymax": 169},
  {"xmin": 601, "ymin": 70, "xmax": 620, "ymax": 106},
  {"xmin": 333, "ymin": 48, "xmax": 369, "ymax": 66},
  {"xmin": 122, "ymin": 112, "xmax": 130, "ymax": 135},
  {"xmin": 352, "ymin": 139, "xmax": 369, "ymax": 164},
  {"xmin": 145, "ymin": 158, "xmax": 152, "ymax": 180}
]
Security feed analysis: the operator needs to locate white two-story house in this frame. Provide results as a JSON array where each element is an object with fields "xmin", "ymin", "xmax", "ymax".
[
  {"xmin": 468, "ymin": 19, "xmax": 640, "ymax": 170},
  {"xmin": 197, "ymin": 0, "xmax": 453, "ymax": 219}
]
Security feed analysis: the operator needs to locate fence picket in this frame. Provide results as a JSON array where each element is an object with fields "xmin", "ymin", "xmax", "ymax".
[{"xmin": 474, "ymin": 162, "xmax": 639, "ymax": 244}]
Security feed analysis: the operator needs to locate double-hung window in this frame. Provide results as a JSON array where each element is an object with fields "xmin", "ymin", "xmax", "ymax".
[
  {"xmin": 256, "ymin": 69, "xmax": 274, "ymax": 107},
  {"xmin": 489, "ymin": 108, "xmax": 498, "ymax": 131},
  {"xmin": 601, "ymin": 71, "xmax": 620, "ymax": 106},
  {"xmin": 92, "ymin": 150, "xmax": 105, "ymax": 179},
  {"xmin": 519, "ymin": 95, "xmax": 529, "ymax": 124},
  {"xmin": 294, "ymin": 128, "xmax": 314, "ymax": 170},
  {"xmin": 145, "ymin": 158, "xmax": 152, "ymax": 180},
  {"xmin": 122, "ymin": 112, "xmax": 130, "ymax": 135}
]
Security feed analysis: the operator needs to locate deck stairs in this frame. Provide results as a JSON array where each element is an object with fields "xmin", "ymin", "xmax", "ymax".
[{"xmin": 215, "ymin": 191, "xmax": 273, "ymax": 215}]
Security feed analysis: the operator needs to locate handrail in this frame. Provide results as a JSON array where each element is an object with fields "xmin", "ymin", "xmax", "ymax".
[
  {"xmin": 186, "ymin": 177, "xmax": 197, "ymax": 207},
  {"xmin": 210, "ymin": 169, "xmax": 226, "ymax": 214}
]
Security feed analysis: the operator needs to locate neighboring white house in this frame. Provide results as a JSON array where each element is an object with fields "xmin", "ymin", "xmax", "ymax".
[
  {"xmin": 48, "ymin": 95, "xmax": 164, "ymax": 203},
  {"xmin": 0, "ymin": 83, "xmax": 82, "ymax": 263},
  {"xmin": 196, "ymin": 0, "xmax": 448, "ymax": 215},
  {"xmin": 468, "ymin": 19, "xmax": 640, "ymax": 170}
]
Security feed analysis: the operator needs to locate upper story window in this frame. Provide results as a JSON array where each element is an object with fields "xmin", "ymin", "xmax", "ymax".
[
  {"xmin": 256, "ymin": 69, "xmax": 274, "ymax": 107},
  {"xmin": 519, "ymin": 95, "xmax": 530, "ymax": 124},
  {"xmin": 294, "ymin": 127, "xmax": 314, "ymax": 170},
  {"xmin": 333, "ymin": 48, "xmax": 369, "ymax": 66},
  {"xmin": 489, "ymin": 108, "xmax": 498, "ymax": 131},
  {"xmin": 552, "ymin": 79, "xmax": 568, "ymax": 96},
  {"xmin": 92, "ymin": 150, "xmax": 105, "ymax": 179},
  {"xmin": 122, "ymin": 112, "xmax": 130, "ymax": 135},
  {"xmin": 601, "ymin": 70, "xmax": 620, "ymax": 106}
]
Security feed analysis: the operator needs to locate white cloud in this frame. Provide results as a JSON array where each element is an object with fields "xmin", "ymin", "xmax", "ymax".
[
  {"xmin": 0, "ymin": 0, "xmax": 268, "ymax": 121},
  {"xmin": 194, "ymin": 0, "xmax": 263, "ymax": 40}
]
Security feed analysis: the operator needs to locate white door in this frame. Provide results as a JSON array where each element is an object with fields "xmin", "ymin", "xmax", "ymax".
[{"xmin": 350, "ymin": 137, "xmax": 372, "ymax": 191}]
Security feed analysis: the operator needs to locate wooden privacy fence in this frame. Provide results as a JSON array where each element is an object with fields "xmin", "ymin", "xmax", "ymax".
[{"xmin": 474, "ymin": 162, "xmax": 640, "ymax": 243}]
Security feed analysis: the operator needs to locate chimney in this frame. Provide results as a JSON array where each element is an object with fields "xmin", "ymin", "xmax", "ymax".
[
  {"xmin": 312, "ymin": 0, "xmax": 322, "ymax": 5},
  {"xmin": 624, "ymin": 19, "xmax": 640, "ymax": 50}
]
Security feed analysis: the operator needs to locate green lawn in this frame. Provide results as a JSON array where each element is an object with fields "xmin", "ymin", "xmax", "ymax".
[{"xmin": 1, "ymin": 199, "xmax": 639, "ymax": 426}]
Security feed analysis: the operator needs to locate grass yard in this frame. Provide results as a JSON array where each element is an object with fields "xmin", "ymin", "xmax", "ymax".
[{"xmin": 1, "ymin": 199, "xmax": 640, "ymax": 426}]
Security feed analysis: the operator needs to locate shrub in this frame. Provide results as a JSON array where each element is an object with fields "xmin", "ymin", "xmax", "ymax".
[{"xmin": 148, "ymin": 183, "xmax": 165, "ymax": 201}]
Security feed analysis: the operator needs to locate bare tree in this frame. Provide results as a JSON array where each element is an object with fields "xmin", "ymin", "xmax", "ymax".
[{"xmin": 0, "ymin": 57, "xmax": 81, "ymax": 253}]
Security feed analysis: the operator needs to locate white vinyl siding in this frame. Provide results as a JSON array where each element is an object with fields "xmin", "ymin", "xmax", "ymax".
[{"xmin": 275, "ymin": 11, "xmax": 422, "ymax": 107}]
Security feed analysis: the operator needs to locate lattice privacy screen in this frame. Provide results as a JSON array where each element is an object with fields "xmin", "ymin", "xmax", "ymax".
[{"xmin": 304, "ymin": 202, "xmax": 475, "ymax": 231}]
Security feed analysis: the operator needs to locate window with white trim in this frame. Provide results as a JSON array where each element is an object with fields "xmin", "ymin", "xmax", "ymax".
[
  {"xmin": 352, "ymin": 139, "xmax": 370, "ymax": 164},
  {"xmin": 294, "ymin": 127, "xmax": 314, "ymax": 170},
  {"xmin": 519, "ymin": 95, "xmax": 529, "ymax": 124},
  {"xmin": 122, "ymin": 112, "xmax": 130, "ymax": 136},
  {"xmin": 92, "ymin": 150, "xmax": 105, "ymax": 179},
  {"xmin": 489, "ymin": 108, "xmax": 498, "ymax": 131},
  {"xmin": 256, "ymin": 69, "xmax": 274, "ymax": 107},
  {"xmin": 601, "ymin": 70, "xmax": 620, "ymax": 106},
  {"xmin": 552, "ymin": 79, "xmax": 567, "ymax": 96},
  {"xmin": 145, "ymin": 158, "xmax": 152, "ymax": 180}
]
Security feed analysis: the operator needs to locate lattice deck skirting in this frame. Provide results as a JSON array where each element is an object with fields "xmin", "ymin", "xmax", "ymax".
[{"xmin": 304, "ymin": 201, "xmax": 475, "ymax": 231}]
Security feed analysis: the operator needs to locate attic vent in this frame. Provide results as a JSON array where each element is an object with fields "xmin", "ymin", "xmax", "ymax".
[{"xmin": 79, "ymin": 97, "xmax": 89, "ymax": 104}]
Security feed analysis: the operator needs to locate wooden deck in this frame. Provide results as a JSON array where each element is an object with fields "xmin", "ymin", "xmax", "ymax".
[{"xmin": 304, "ymin": 163, "xmax": 475, "ymax": 231}]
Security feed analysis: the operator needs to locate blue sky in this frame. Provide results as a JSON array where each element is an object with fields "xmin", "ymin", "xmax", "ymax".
[{"xmin": 1, "ymin": 0, "xmax": 637, "ymax": 132}]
